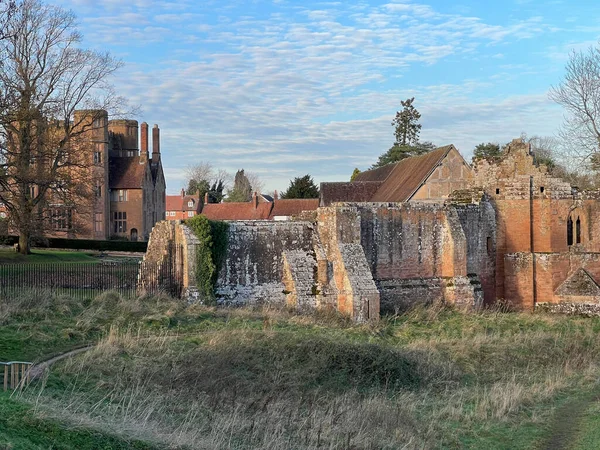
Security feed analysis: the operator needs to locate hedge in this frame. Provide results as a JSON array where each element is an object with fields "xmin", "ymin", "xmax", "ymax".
[{"xmin": 0, "ymin": 235, "xmax": 147, "ymax": 252}]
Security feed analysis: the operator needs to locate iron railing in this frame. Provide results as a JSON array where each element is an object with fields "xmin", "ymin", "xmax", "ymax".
[{"xmin": 0, "ymin": 256, "xmax": 183, "ymax": 300}]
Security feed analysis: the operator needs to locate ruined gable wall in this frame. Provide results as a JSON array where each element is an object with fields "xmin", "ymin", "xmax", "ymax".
[{"xmin": 411, "ymin": 148, "xmax": 474, "ymax": 201}]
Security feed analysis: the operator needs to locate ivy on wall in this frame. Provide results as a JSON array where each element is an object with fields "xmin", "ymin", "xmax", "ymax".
[{"xmin": 186, "ymin": 215, "xmax": 229, "ymax": 303}]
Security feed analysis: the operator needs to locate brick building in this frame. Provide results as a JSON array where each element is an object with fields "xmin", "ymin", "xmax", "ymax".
[
  {"xmin": 166, "ymin": 189, "xmax": 201, "ymax": 220},
  {"xmin": 42, "ymin": 111, "xmax": 166, "ymax": 241},
  {"xmin": 320, "ymin": 145, "xmax": 473, "ymax": 205},
  {"xmin": 199, "ymin": 192, "xmax": 319, "ymax": 221}
]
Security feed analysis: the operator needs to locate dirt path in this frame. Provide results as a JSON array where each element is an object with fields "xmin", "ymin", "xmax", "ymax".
[
  {"xmin": 539, "ymin": 392, "xmax": 600, "ymax": 450},
  {"xmin": 29, "ymin": 345, "xmax": 94, "ymax": 380}
]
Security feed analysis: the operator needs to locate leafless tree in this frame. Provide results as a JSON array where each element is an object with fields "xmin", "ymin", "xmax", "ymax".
[
  {"xmin": 0, "ymin": 0, "xmax": 123, "ymax": 253},
  {"xmin": 245, "ymin": 171, "xmax": 264, "ymax": 195},
  {"xmin": 549, "ymin": 44, "xmax": 600, "ymax": 172}
]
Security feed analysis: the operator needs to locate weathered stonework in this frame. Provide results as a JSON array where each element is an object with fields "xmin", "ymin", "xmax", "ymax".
[
  {"xmin": 140, "ymin": 220, "xmax": 201, "ymax": 302},
  {"xmin": 143, "ymin": 137, "xmax": 600, "ymax": 319}
]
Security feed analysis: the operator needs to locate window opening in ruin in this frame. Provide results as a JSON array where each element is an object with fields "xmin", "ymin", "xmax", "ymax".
[
  {"xmin": 486, "ymin": 237, "xmax": 492, "ymax": 254},
  {"xmin": 567, "ymin": 216, "xmax": 573, "ymax": 246},
  {"xmin": 576, "ymin": 217, "xmax": 581, "ymax": 244},
  {"xmin": 540, "ymin": 186, "xmax": 545, "ymax": 193},
  {"xmin": 496, "ymin": 188, "xmax": 500, "ymax": 194}
]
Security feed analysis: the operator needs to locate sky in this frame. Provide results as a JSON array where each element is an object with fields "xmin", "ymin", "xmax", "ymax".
[{"xmin": 54, "ymin": 0, "xmax": 600, "ymax": 194}]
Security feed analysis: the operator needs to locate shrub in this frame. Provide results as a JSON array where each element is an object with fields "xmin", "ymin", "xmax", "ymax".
[{"xmin": 185, "ymin": 216, "xmax": 229, "ymax": 304}]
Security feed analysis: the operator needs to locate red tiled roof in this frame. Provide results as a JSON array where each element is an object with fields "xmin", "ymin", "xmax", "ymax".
[
  {"xmin": 268, "ymin": 199, "xmax": 319, "ymax": 219},
  {"xmin": 166, "ymin": 194, "xmax": 201, "ymax": 212},
  {"xmin": 201, "ymin": 201, "xmax": 273, "ymax": 220},
  {"xmin": 109, "ymin": 157, "xmax": 147, "ymax": 189}
]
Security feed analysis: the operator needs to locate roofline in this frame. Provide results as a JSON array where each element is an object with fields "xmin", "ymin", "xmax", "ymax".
[{"xmin": 405, "ymin": 145, "xmax": 455, "ymax": 202}]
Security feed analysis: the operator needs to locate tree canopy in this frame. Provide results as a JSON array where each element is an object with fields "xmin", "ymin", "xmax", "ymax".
[
  {"xmin": 0, "ymin": 0, "xmax": 122, "ymax": 253},
  {"xmin": 371, "ymin": 98, "xmax": 435, "ymax": 169},
  {"xmin": 281, "ymin": 175, "xmax": 319, "ymax": 199},
  {"xmin": 350, "ymin": 168, "xmax": 361, "ymax": 181},
  {"xmin": 392, "ymin": 97, "xmax": 421, "ymax": 146},
  {"xmin": 472, "ymin": 142, "xmax": 502, "ymax": 163},
  {"xmin": 225, "ymin": 169, "xmax": 253, "ymax": 202}
]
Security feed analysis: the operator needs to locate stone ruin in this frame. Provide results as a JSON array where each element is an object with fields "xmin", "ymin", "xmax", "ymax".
[{"xmin": 141, "ymin": 139, "xmax": 600, "ymax": 320}]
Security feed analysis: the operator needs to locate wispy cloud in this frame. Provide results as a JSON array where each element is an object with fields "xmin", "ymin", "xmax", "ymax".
[{"xmin": 52, "ymin": 0, "xmax": 599, "ymax": 193}]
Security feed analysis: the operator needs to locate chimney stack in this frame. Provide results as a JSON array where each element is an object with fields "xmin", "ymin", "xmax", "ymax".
[
  {"xmin": 252, "ymin": 191, "xmax": 258, "ymax": 208},
  {"xmin": 273, "ymin": 190, "xmax": 278, "ymax": 200},
  {"xmin": 152, "ymin": 124, "xmax": 160, "ymax": 164},
  {"xmin": 141, "ymin": 122, "xmax": 149, "ymax": 154},
  {"xmin": 181, "ymin": 188, "xmax": 185, "ymax": 198},
  {"xmin": 204, "ymin": 192, "xmax": 209, "ymax": 204}
]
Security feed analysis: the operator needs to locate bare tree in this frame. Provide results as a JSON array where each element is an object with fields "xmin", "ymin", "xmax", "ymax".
[
  {"xmin": 0, "ymin": 0, "xmax": 123, "ymax": 253},
  {"xmin": 0, "ymin": 1, "xmax": 16, "ymax": 40},
  {"xmin": 549, "ymin": 44, "xmax": 600, "ymax": 171},
  {"xmin": 245, "ymin": 171, "xmax": 264, "ymax": 195}
]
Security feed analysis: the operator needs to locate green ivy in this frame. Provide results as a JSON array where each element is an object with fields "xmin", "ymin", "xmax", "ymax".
[{"xmin": 185, "ymin": 216, "xmax": 229, "ymax": 304}]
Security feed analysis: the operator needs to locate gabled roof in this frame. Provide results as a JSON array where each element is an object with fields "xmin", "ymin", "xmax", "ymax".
[
  {"xmin": 109, "ymin": 157, "xmax": 147, "ymax": 189},
  {"xmin": 356, "ymin": 145, "xmax": 455, "ymax": 202},
  {"xmin": 166, "ymin": 194, "xmax": 201, "ymax": 212},
  {"xmin": 201, "ymin": 202, "xmax": 273, "ymax": 221},
  {"xmin": 268, "ymin": 199, "xmax": 319, "ymax": 219}
]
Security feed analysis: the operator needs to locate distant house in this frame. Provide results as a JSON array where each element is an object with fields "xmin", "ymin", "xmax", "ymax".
[
  {"xmin": 320, "ymin": 145, "xmax": 473, "ymax": 205},
  {"xmin": 166, "ymin": 189, "xmax": 202, "ymax": 220},
  {"xmin": 199, "ymin": 192, "xmax": 319, "ymax": 221},
  {"xmin": 1, "ymin": 111, "xmax": 166, "ymax": 242}
]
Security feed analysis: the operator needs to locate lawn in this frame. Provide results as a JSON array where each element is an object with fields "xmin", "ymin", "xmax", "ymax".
[
  {"xmin": 1, "ymin": 292, "xmax": 600, "ymax": 449},
  {"xmin": 0, "ymin": 248, "xmax": 99, "ymax": 264}
]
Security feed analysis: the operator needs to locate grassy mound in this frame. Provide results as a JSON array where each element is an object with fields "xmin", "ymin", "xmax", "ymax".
[{"xmin": 2, "ymin": 293, "xmax": 600, "ymax": 449}]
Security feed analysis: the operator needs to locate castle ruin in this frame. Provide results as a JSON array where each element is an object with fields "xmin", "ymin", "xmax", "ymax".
[{"xmin": 143, "ymin": 139, "xmax": 600, "ymax": 320}]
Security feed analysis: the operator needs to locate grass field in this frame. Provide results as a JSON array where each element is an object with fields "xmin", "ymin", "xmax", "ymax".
[
  {"xmin": 1, "ymin": 292, "xmax": 600, "ymax": 449},
  {"xmin": 0, "ymin": 248, "xmax": 99, "ymax": 264}
]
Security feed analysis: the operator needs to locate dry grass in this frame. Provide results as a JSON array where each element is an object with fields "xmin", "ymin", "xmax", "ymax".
[{"xmin": 8, "ymin": 297, "xmax": 600, "ymax": 449}]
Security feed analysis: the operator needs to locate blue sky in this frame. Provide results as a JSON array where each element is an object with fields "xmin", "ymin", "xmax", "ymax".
[{"xmin": 55, "ymin": 0, "xmax": 600, "ymax": 193}]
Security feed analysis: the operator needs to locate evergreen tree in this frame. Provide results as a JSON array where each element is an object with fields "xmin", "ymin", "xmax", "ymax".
[
  {"xmin": 207, "ymin": 180, "xmax": 224, "ymax": 203},
  {"xmin": 371, "ymin": 98, "xmax": 435, "ymax": 169},
  {"xmin": 225, "ymin": 169, "xmax": 252, "ymax": 202},
  {"xmin": 350, "ymin": 168, "xmax": 361, "ymax": 181},
  {"xmin": 281, "ymin": 175, "xmax": 319, "ymax": 199},
  {"xmin": 186, "ymin": 178, "xmax": 210, "ymax": 197},
  {"xmin": 472, "ymin": 142, "xmax": 502, "ymax": 163},
  {"xmin": 392, "ymin": 97, "xmax": 421, "ymax": 146}
]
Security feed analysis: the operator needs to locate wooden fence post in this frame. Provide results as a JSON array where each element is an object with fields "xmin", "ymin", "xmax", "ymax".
[{"xmin": 3, "ymin": 365, "xmax": 7, "ymax": 392}]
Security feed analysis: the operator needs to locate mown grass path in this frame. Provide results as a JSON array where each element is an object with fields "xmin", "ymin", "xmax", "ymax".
[{"xmin": 539, "ymin": 390, "xmax": 600, "ymax": 450}]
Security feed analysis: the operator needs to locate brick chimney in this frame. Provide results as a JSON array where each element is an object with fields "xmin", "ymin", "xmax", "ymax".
[
  {"xmin": 204, "ymin": 192, "xmax": 209, "ymax": 204},
  {"xmin": 152, "ymin": 124, "xmax": 160, "ymax": 164},
  {"xmin": 181, "ymin": 188, "xmax": 185, "ymax": 198},
  {"xmin": 273, "ymin": 190, "xmax": 278, "ymax": 200},
  {"xmin": 252, "ymin": 191, "xmax": 258, "ymax": 208}
]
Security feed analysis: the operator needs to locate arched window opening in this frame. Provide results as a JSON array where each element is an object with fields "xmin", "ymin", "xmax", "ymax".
[
  {"xmin": 576, "ymin": 217, "xmax": 581, "ymax": 244},
  {"xmin": 567, "ymin": 216, "xmax": 573, "ymax": 246}
]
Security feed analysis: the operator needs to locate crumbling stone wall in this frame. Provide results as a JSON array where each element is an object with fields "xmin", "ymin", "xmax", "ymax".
[
  {"xmin": 139, "ymin": 220, "xmax": 200, "ymax": 301},
  {"xmin": 318, "ymin": 203, "xmax": 489, "ymax": 314},
  {"xmin": 215, "ymin": 221, "xmax": 315, "ymax": 305}
]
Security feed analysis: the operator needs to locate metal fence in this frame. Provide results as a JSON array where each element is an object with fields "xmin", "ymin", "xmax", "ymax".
[{"xmin": 0, "ymin": 257, "xmax": 183, "ymax": 300}]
